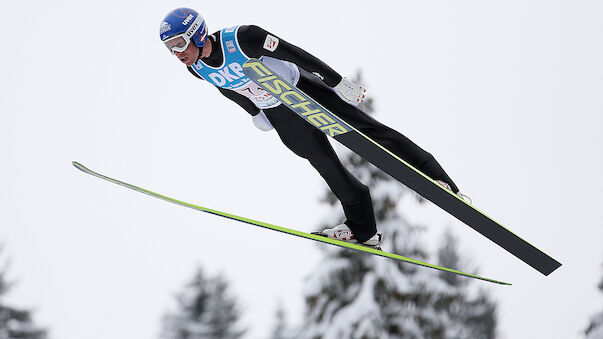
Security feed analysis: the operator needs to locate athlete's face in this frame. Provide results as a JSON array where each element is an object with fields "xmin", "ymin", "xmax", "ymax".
[{"xmin": 174, "ymin": 42, "xmax": 200, "ymax": 67}]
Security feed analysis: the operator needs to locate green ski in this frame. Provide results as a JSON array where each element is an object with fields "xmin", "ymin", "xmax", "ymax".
[{"xmin": 72, "ymin": 161, "xmax": 510, "ymax": 285}]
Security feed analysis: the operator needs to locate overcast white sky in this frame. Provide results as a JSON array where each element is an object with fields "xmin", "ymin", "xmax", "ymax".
[{"xmin": 1, "ymin": 1, "xmax": 602, "ymax": 338}]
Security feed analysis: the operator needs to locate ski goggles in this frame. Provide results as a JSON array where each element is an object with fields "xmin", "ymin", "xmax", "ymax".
[{"xmin": 163, "ymin": 15, "xmax": 207, "ymax": 53}]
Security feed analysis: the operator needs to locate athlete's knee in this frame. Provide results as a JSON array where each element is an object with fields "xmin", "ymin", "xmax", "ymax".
[
  {"xmin": 276, "ymin": 133, "xmax": 314, "ymax": 159},
  {"xmin": 283, "ymin": 143, "xmax": 311, "ymax": 159}
]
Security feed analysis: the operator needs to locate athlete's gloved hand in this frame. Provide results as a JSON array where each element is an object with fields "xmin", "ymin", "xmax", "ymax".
[
  {"xmin": 333, "ymin": 78, "xmax": 366, "ymax": 106},
  {"xmin": 252, "ymin": 110, "xmax": 274, "ymax": 131}
]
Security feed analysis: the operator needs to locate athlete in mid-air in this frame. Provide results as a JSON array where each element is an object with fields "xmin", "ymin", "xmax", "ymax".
[{"xmin": 159, "ymin": 8, "xmax": 462, "ymax": 248}]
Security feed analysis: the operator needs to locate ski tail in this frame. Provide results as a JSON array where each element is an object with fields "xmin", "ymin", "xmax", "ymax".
[{"xmin": 72, "ymin": 161, "xmax": 511, "ymax": 286}]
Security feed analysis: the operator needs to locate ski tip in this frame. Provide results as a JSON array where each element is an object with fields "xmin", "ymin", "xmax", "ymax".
[{"xmin": 72, "ymin": 161, "xmax": 87, "ymax": 172}]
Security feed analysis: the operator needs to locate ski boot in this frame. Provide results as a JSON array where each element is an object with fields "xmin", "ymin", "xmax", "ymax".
[
  {"xmin": 435, "ymin": 180, "xmax": 473, "ymax": 204},
  {"xmin": 312, "ymin": 224, "xmax": 382, "ymax": 250}
]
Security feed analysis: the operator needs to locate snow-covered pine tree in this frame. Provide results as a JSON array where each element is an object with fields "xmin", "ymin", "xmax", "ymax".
[
  {"xmin": 0, "ymin": 247, "xmax": 47, "ymax": 339},
  {"xmin": 297, "ymin": 73, "xmax": 498, "ymax": 339},
  {"xmin": 584, "ymin": 259, "xmax": 603, "ymax": 339},
  {"xmin": 161, "ymin": 267, "xmax": 245, "ymax": 339},
  {"xmin": 269, "ymin": 301, "xmax": 294, "ymax": 339},
  {"xmin": 433, "ymin": 230, "xmax": 497, "ymax": 339}
]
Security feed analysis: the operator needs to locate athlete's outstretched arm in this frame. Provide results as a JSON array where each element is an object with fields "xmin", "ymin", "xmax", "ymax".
[
  {"xmin": 236, "ymin": 25, "xmax": 343, "ymax": 87},
  {"xmin": 217, "ymin": 87, "xmax": 261, "ymax": 116},
  {"xmin": 186, "ymin": 67, "xmax": 260, "ymax": 116}
]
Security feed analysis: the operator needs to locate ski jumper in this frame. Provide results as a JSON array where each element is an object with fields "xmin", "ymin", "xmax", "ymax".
[{"xmin": 188, "ymin": 25, "xmax": 459, "ymax": 242}]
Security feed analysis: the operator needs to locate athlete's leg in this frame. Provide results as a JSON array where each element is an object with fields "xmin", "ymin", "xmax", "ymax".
[
  {"xmin": 263, "ymin": 106, "xmax": 377, "ymax": 242},
  {"xmin": 297, "ymin": 72, "xmax": 460, "ymax": 193}
]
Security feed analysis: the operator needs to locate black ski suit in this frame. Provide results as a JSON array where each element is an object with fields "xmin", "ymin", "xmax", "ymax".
[{"xmin": 187, "ymin": 25, "xmax": 458, "ymax": 242}]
